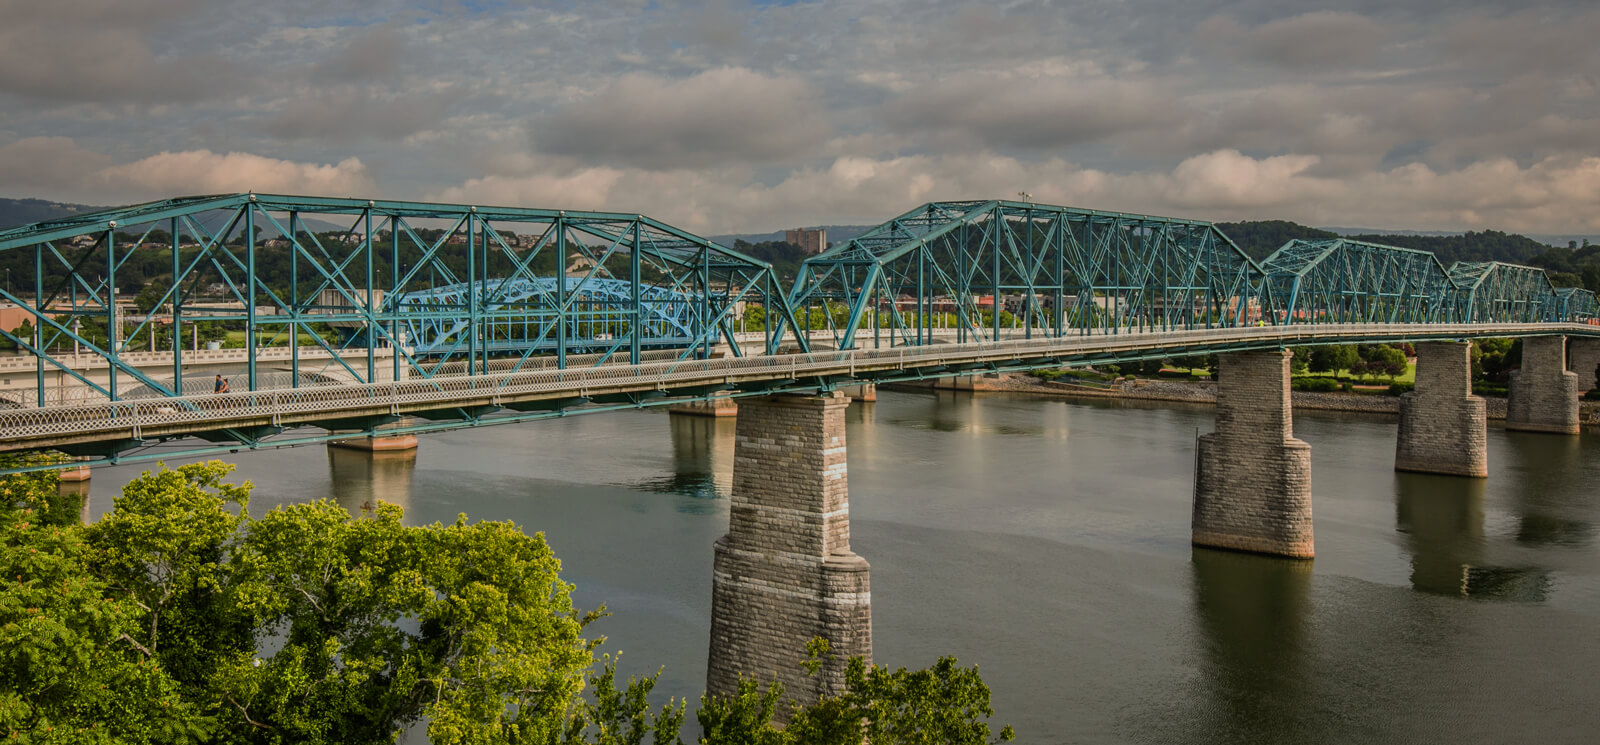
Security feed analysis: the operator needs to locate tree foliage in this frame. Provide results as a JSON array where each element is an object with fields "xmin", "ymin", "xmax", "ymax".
[
  {"xmin": 699, "ymin": 639, "xmax": 1013, "ymax": 745},
  {"xmin": 3, "ymin": 462, "xmax": 1016, "ymax": 745}
]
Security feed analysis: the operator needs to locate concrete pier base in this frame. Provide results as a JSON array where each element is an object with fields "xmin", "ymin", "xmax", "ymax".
[
  {"xmin": 1396, "ymin": 342, "xmax": 1488, "ymax": 477},
  {"xmin": 933, "ymin": 375, "xmax": 976, "ymax": 391},
  {"xmin": 839, "ymin": 383, "xmax": 877, "ymax": 402},
  {"xmin": 329, "ymin": 434, "xmax": 419, "ymax": 452},
  {"xmin": 1506, "ymin": 336, "xmax": 1579, "ymax": 435},
  {"xmin": 1192, "ymin": 349, "xmax": 1314, "ymax": 559},
  {"xmin": 669, "ymin": 392, "xmax": 739, "ymax": 417},
  {"xmin": 56, "ymin": 460, "xmax": 92, "ymax": 483},
  {"xmin": 707, "ymin": 392, "xmax": 871, "ymax": 711},
  {"xmin": 1567, "ymin": 337, "xmax": 1600, "ymax": 393}
]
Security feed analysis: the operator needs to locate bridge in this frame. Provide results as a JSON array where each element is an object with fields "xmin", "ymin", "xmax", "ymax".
[{"xmin": 4, "ymin": 193, "xmax": 1599, "ymax": 709}]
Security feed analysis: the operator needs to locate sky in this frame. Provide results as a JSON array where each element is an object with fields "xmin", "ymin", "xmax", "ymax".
[{"xmin": 0, "ymin": 0, "xmax": 1597, "ymax": 236}]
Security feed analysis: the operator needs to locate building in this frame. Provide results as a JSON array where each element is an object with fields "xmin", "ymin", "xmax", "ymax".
[{"xmin": 784, "ymin": 228, "xmax": 827, "ymax": 255}]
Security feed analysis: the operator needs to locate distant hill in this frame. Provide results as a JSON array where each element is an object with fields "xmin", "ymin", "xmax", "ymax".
[
  {"xmin": 1215, "ymin": 221, "xmax": 1338, "ymax": 261},
  {"xmin": 0, "ymin": 196, "xmax": 347, "ymax": 234},
  {"xmin": 1217, "ymin": 220, "xmax": 1557, "ymax": 266},
  {"xmin": 0, "ymin": 198, "xmax": 109, "ymax": 230}
]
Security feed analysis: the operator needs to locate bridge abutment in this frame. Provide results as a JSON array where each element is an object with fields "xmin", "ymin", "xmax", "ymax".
[
  {"xmin": 1506, "ymin": 336, "xmax": 1579, "ymax": 435},
  {"xmin": 1192, "ymin": 349, "xmax": 1314, "ymax": 559},
  {"xmin": 707, "ymin": 391, "xmax": 871, "ymax": 710},
  {"xmin": 1396, "ymin": 342, "xmax": 1488, "ymax": 477},
  {"xmin": 1566, "ymin": 337, "xmax": 1600, "ymax": 393}
]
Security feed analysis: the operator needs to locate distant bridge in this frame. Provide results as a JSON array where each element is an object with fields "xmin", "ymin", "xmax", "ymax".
[{"xmin": 0, "ymin": 193, "xmax": 1595, "ymax": 472}]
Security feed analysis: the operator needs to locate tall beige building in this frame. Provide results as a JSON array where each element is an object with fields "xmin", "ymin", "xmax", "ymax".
[{"xmin": 785, "ymin": 227, "xmax": 827, "ymax": 255}]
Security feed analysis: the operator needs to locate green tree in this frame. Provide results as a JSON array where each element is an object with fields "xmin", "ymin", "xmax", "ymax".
[
  {"xmin": 0, "ymin": 454, "xmax": 211, "ymax": 743},
  {"xmin": 1308, "ymin": 345, "xmax": 1359, "ymax": 375},
  {"xmin": 5, "ymin": 462, "xmax": 1015, "ymax": 744},
  {"xmin": 699, "ymin": 639, "xmax": 1014, "ymax": 745}
]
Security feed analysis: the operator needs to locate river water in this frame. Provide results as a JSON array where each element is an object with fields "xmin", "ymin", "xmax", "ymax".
[{"xmin": 78, "ymin": 389, "xmax": 1600, "ymax": 744}]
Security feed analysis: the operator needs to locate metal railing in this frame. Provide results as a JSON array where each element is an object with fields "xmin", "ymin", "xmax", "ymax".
[{"xmin": 1, "ymin": 323, "xmax": 1592, "ymax": 446}]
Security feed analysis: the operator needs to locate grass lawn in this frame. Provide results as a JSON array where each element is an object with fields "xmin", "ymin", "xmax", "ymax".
[{"xmin": 1302, "ymin": 360, "xmax": 1416, "ymax": 384}]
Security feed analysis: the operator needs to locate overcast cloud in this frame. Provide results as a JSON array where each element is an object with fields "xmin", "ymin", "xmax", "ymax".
[{"xmin": 1, "ymin": 0, "xmax": 1597, "ymax": 235}]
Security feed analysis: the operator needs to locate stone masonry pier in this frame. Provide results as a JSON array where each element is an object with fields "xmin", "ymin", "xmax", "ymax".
[
  {"xmin": 707, "ymin": 392, "xmax": 871, "ymax": 709},
  {"xmin": 1192, "ymin": 349, "xmax": 1314, "ymax": 559},
  {"xmin": 1396, "ymin": 342, "xmax": 1488, "ymax": 478},
  {"xmin": 1567, "ymin": 337, "xmax": 1600, "ymax": 393},
  {"xmin": 1507, "ymin": 336, "xmax": 1579, "ymax": 435}
]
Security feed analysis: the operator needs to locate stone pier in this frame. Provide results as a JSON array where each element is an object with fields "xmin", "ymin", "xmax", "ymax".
[
  {"xmin": 1395, "ymin": 342, "xmax": 1488, "ymax": 477},
  {"xmin": 1567, "ymin": 337, "xmax": 1600, "ymax": 393},
  {"xmin": 1506, "ymin": 336, "xmax": 1579, "ymax": 435},
  {"xmin": 1192, "ymin": 349, "xmax": 1314, "ymax": 559},
  {"xmin": 328, "ymin": 434, "xmax": 419, "ymax": 452},
  {"xmin": 707, "ymin": 392, "xmax": 871, "ymax": 709}
]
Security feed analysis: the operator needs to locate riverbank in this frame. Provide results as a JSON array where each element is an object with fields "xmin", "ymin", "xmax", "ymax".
[{"xmin": 893, "ymin": 372, "xmax": 1600, "ymax": 425}]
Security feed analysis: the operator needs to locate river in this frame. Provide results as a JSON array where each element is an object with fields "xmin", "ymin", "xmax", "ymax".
[{"xmin": 75, "ymin": 389, "xmax": 1600, "ymax": 744}]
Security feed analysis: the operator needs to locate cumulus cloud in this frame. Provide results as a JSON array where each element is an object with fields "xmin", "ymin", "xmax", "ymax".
[
  {"xmin": 882, "ymin": 73, "xmax": 1180, "ymax": 150},
  {"xmin": 0, "ymin": 137, "xmax": 373, "ymax": 203},
  {"xmin": 530, "ymin": 67, "xmax": 831, "ymax": 169},
  {"xmin": 431, "ymin": 149, "xmax": 1600, "ymax": 236},
  {"xmin": 3, "ymin": 0, "xmax": 1600, "ymax": 240}
]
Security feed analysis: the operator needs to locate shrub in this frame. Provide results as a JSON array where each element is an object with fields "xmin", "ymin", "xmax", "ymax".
[
  {"xmin": 1291, "ymin": 377, "xmax": 1340, "ymax": 392},
  {"xmin": 1387, "ymin": 382, "xmax": 1415, "ymax": 396},
  {"xmin": 1472, "ymin": 382, "xmax": 1508, "ymax": 397},
  {"xmin": 1341, "ymin": 381, "xmax": 1354, "ymax": 393},
  {"xmin": 1583, "ymin": 389, "xmax": 1600, "ymax": 401}
]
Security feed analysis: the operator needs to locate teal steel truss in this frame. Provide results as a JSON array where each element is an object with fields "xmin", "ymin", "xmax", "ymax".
[
  {"xmin": 1556, "ymin": 287, "xmax": 1599, "ymax": 324},
  {"xmin": 392, "ymin": 277, "xmax": 701, "ymax": 356},
  {"xmin": 1447, "ymin": 261, "xmax": 1560, "ymax": 324},
  {"xmin": 0, "ymin": 193, "xmax": 804, "ymax": 406},
  {"xmin": 1261, "ymin": 239, "xmax": 1456, "ymax": 325},
  {"xmin": 781, "ymin": 200, "xmax": 1261, "ymax": 350}
]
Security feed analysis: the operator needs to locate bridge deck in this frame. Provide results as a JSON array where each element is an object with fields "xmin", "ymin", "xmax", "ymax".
[{"xmin": 2, "ymin": 323, "xmax": 1593, "ymax": 460}]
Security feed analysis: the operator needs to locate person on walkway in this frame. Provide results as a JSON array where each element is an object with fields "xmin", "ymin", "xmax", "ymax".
[{"xmin": 214, "ymin": 374, "xmax": 230, "ymax": 394}]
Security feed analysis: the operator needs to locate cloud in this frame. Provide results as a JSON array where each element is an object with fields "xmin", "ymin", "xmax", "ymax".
[
  {"xmin": 0, "ymin": 136, "xmax": 373, "ymax": 203},
  {"xmin": 1194, "ymin": 12, "xmax": 1386, "ymax": 69},
  {"xmin": 311, "ymin": 25, "xmax": 410, "ymax": 84},
  {"xmin": 431, "ymin": 149, "xmax": 1600, "ymax": 236},
  {"xmin": 530, "ymin": 67, "xmax": 831, "ymax": 169},
  {"xmin": 0, "ymin": 137, "xmax": 114, "ymax": 190},
  {"xmin": 0, "ymin": 0, "xmax": 241, "ymax": 102},
  {"xmin": 259, "ymin": 89, "xmax": 464, "ymax": 141},
  {"xmin": 87, "ymin": 150, "xmax": 375, "ymax": 199},
  {"xmin": 881, "ymin": 73, "xmax": 1180, "ymax": 150}
]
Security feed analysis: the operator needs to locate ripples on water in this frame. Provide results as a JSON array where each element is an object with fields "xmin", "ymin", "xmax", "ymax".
[{"xmin": 81, "ymin": 389, "xmax": 1600, "ymax": 744}]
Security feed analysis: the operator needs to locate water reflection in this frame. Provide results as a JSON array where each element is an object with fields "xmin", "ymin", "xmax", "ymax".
[
  {"xmin": 326, "ymin": 446, "xmax": 415, "ymax": 516},
  {"xmin": 1190, "ymin": 548, "xmax": 1313, "ymax": 745},
  {"xmin": 628, "ymin": 413, "xmax": 735, "ymax": 508},
  {"xmin": 885, "ymin": 389, "xmax": 1047, "ymax": 437},
  {"xmin": 1501, "ymin": 434, "xmax": 1593, "ymax": 549}
]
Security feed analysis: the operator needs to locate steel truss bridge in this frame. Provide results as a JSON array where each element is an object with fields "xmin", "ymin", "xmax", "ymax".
[{"xmin": 0, "ymin": 194, "xmax": 1595, "ymax": 474}]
